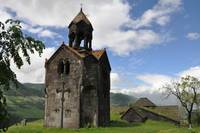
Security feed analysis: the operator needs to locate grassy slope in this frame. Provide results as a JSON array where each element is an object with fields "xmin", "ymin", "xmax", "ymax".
[
  {"xmin": 7, "ymin": 117, "xmax": 200, "ymax": 133},
  {"xmin": 5, "ymin": 83, "xmax": 45, "ymax": 119},
  {"xmin": 7, "ymin": 96, "xmax": 44, "ymax": 118}
]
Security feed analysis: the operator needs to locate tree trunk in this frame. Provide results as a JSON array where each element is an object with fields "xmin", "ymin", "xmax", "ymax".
[{"xmin": 188, "ymin": 112, "xmax": 192, "ymax": 128}]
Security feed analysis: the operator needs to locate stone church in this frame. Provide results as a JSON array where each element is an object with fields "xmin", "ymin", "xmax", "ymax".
[{"xmin": 44, "ymin": 9, "xmax": 111, "ymax": 128}]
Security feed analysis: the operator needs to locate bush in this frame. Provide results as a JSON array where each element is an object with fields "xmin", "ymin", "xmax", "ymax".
[{"xmin": 192, "ymin": 110, "xmax": 200, "ymax": 125}]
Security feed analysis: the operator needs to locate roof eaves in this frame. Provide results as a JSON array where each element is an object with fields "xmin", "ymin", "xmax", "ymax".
[{"xmin": 45, "ymin": 44, "xmax": 65, "ymax": 66}]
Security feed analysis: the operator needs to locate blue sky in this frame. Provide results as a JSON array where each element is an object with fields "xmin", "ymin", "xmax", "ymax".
[{"xmin": 1, "ymin": 0, "xmax": 200, "ymax": 100}]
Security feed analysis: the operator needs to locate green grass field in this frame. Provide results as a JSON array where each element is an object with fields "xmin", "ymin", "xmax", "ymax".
[
  {"xmin": 6, "ymin": 110, "xmax": 200, "ymax": 133},
  {"xmin": 7, "ymin": 120, "xmax": 200, "ymax": 133},
  {"xmin": 3, "ymin": 85, "xmax": 200, "ymax": 133}
]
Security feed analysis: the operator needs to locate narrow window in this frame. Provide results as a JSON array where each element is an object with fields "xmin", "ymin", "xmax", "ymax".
[
  {"xmin": 57, "ymin": 59, "xmax": 70, "ymax": 75},
  {"xmin": 57, "ymin": 60, "xmax": 65, "ymax": 75},
  {"xmin": 65, "ymin": 60, "xmax": 70, "ymax": 75}
]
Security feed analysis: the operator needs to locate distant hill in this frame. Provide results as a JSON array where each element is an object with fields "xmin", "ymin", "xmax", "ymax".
[
  {"xmin": 5, "ymin": 83, "xmax": 45, "ymax": 97},
  {"xmin": 4, "ymin": 83, "xmax": 45, "ymax": 119},
  {"xmin": 110, "ymin": 92, "xmax": 136, "ymax": 106},
  {"xmin": 3, "ymin": 83, "xmax": 136, "ymax": 119}
]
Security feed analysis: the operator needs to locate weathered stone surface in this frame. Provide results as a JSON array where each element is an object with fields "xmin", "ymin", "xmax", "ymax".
[{"xmin": 44, "ymin": 45, "xmax": 111, "ymax": 128}]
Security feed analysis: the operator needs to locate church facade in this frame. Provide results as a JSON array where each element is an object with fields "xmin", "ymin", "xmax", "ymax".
[{"xmin": 44, "ymin": 9, "xmax": 111, "ymax": 128}]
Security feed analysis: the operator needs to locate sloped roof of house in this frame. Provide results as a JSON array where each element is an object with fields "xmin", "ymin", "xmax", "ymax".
[
  {"xmin": 133, "ymin": 97, "xmax": 156, "ymax": 107},
  {"xmin": 142, "ymin": 105, "xmax": 180, "ymax": 121},
  {"xmin": 121, "ymin": 108, "xmax": 146, "ymax": 122},
  {"xmin": 122, "ymin": 106, "xmax": 180, "ymax": 124}
]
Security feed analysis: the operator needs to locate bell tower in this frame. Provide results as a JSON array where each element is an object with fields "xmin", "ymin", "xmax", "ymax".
[
  {"xmin": 44, "ymin": 8, "xmax": 111, "ymax": 129},
  {"xmin": 68, "ymin": 8, "xmax": 93, "ymax": 50}
]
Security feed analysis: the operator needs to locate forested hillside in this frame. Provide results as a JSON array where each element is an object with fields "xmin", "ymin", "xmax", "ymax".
[{"xmin": 3, "ymin": 83, "xmax": 136, "ymax": 119}]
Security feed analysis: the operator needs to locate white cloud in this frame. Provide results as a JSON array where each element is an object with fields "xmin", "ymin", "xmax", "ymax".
[
  {"xmin": 40, "ymin": 30, "xmax": 60, "ymax": 38},
  {"xmin": 10, "ymin": 47, "xmax": 56, "ymax": 83},
  {"xmin": 0, "ymin": 0, "xmax": 182, "ymax": 55},
  {"xmin": 21, "ymin": 23, "xmax": 43, "ymax": 34},
  {"xmin": 29, "ymin": 27, "xmax": 43, "ymax": 34},
  {"xmin": 156, "ymin": 16, "xmax": 170, "ymax": 26},
  {"xmin": 130, "ymin": 65, "xmax": 200, "ymax": 94},
  {"xmin": 115, "ymin": 74, "xmax": 173, "ymax": 94},
  {"xmin": 179, "ymin": 66, "xmax": 200, "ymax": 79},
  {"xmin": 186, "ymin": 32, "xmax": 200, "ymax": 40},
  {"xmin": 132, "ymin": 0, "xmax": 182, "ymax": 29},
  {"xmin": 94, "ymin": 29, "xmax": 163, "ymax": 56},
  {"xmin": 0, "ymin": 7, "xmax": 12, "ymax": 22},
  {"xmin": 137, "ymin": 74, "xmax": 172, "ymax": 90},
  {"xmin": 112, "ymin": 65, "xmax": 200, "ymax": 95},
  {"xmin": 21, "ymin": 23, "xmax": 60, "ymax": 38},
  {"xmin": 111, "ymin": 72, "xmax": 121, "ymax": 88},
  {"xmin": 110, "ymin": 73, "xmax": 172, "ymax": 94}
]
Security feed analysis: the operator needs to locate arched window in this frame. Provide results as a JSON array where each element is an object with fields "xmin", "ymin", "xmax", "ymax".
[{"xmin": 57, "ymin": 59, "xmax": 70, "ymax": 75}]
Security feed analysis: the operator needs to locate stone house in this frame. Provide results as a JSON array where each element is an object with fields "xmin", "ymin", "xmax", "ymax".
[
  {"xmin": 121, "ymin": 107, "xmax": 180, "ymax": 125},
  {"xmin": 44, "ymin": 9, "xmax": 111, "ymax": 128},
  {"xmin": 120, "ymin": 108, "xmax": 147, "ymax": 123},
  {"xmin": 121, "ymin": 98, "xmax": 180, "ymax": 125}
]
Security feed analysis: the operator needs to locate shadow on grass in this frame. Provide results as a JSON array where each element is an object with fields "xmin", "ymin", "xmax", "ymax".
[{"xmin": 109, "ymin": 120, "xmax": 142, "ymax": 128}]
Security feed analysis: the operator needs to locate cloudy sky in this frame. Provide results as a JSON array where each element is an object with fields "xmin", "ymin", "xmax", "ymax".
[{"xmin": 1, "ymin": 0, "xmax": 200, "ymax": 104}]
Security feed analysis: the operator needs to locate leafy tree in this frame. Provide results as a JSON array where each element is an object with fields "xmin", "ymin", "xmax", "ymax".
[
  {"xmin": 0, "ymin": 19, "xmax": 45, "ymax": 130},
  {"xmin": 162, "ymin": 76, "xmax": 200, "ymax": 128}
]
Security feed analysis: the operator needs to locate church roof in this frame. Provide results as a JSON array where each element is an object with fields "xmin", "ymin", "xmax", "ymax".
[
  {"xmin": 46, "ymin": 44, "xmax": 111, "ymax": 71},
  {"xmin": 68, "ymin": 9, "xmax": 93, "ymax": 29},
  {"xmin": 92, "ymin": 50, "xmax": 105, "ymax": 60},
  {"xmin": 67, "ymin": 46, "xmax": 105, "ymax": 60}
]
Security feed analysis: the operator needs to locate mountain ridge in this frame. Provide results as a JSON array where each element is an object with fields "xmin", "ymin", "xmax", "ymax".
[{"xmin": 3, "ymin": 83, "xmax": 136, "ymax": 119}]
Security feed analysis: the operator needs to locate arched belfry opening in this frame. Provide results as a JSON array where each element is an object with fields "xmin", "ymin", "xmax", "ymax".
[{"xmin": 68, "ymin": 8, "xmax": 93, "ymax": 50}]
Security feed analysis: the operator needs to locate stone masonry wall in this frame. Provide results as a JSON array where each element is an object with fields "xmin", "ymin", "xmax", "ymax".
[
  {"xmin": 45, "ymin": 47, "xmax": 82, "ymax": 128},
  {"xmin": 81, "ymin": 56, "xmax": 98, "ymax": 127},
  {"xmin": 45, "ymin": 47, "xmax": 111, "ymax": 128},
  {"xmin": 98, "ymin": 60, "xmax": 110, "ymax": 126}
]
